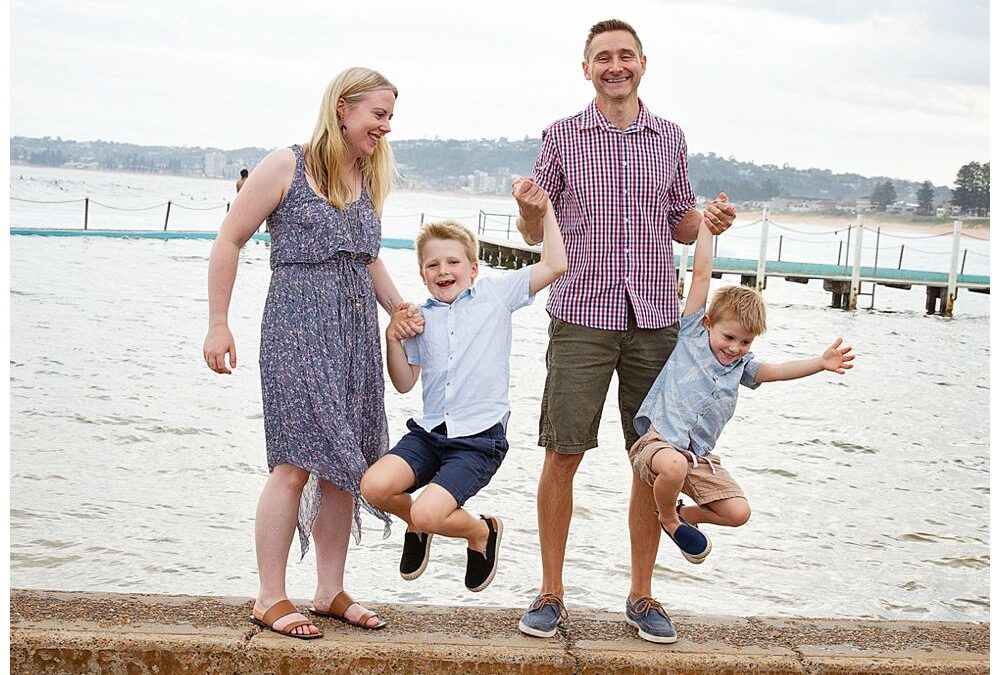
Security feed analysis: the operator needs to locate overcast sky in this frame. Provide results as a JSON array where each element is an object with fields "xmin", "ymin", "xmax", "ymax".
[{"xmin": 9, "ymin": 0, "xmax": 990, "ymax": 185}]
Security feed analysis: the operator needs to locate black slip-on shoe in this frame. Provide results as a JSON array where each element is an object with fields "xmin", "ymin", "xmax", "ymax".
[
  {"xmin": 465, "ymin": 515, "xmax": 503, "ymax": 592},
  {"xmin": 400, "ymin": 531, "xmax": 433, "ymax": 581}
]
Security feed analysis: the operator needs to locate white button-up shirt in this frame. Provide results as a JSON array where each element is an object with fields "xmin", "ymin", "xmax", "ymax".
[{"xmin": 404, "ymin": 266, "xmax": 534, "ymax": 438}]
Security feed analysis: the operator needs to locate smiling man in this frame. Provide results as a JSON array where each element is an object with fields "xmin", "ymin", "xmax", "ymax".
[{"xmin": 512, "ymin": 18, "xmax": 737, "ymax": 644}]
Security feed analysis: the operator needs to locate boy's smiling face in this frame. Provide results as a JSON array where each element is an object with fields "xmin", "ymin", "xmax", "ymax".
[
  {"xmin": 703, "ymin": 314, "xmax": 756, "ymax": 365},
  {"xmin": 420, "ymin": 238, "xmax": 478, "ymax": 304}
]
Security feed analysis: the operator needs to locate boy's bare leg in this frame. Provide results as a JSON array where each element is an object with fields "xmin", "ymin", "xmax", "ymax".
[
  {"xmin": 359, "ymin": 455, "xmax": 417, "ymax": 527},
  {"xmin": 410, "ymin": 484, "xmax": 490, "ymax": 550},
  {"xmin": 648, "ymin": 449, "xmax": 689, "ymax": 535},
  {"xmin": 680, "ymin": 497, "xmax": 751, "ymax": 528},
  {"xmin": 537, "ymin": 449, "xmax": 584, "ymax": 597}
]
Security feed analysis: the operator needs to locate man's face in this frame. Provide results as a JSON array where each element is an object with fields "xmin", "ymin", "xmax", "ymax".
[{"xmin": 582, "ymin": 30, "xmax": 646, "ymax": 102}]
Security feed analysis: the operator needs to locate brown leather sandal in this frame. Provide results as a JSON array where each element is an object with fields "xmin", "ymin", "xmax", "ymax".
[
  {"xmin": 250, "ymin": 599, "xmax": 323, "ymax": 639},
  {"xmin": 310, "ymin": 591, "xmax": 387, "ymax": 630}
]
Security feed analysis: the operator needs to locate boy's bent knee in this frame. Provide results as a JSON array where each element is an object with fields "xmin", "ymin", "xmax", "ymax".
[
  {"xmin": 651, "ymin": 450, "xmax": 688, "ymax": 484},
  {"xmin": 409, "ymin": 503, "xmax": 444, "ymax": 534},
  {"xmin": 359, "ymin": 472, "xmax": 393, "ymax": 506}
]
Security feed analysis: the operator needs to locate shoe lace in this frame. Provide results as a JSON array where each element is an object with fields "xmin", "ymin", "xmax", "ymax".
[
  {"xmin": 632, "ymin": 597, "xmax": 669, "ymax": 620},
  {"xmin": 530, "ymin": 593, "xmax": 569, "ymax": 620}
]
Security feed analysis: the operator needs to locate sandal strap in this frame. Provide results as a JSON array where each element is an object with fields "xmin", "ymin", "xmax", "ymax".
[
  {"xmin": 329, "ymin": 590, "xmax": 356, "ymax": 617},
  {"xmin": 277, "ymin": 618, "xmax": 314, "ymax": 633},
  {"xmin": 261, "ymin": 599, "xmax": 299, "ymax": 626}
]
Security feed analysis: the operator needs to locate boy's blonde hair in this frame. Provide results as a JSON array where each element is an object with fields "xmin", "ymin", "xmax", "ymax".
[
  {"xmin": 707, "ymin": 285, "xmax": 768, "ymax": 336},
  {"xmin": 414, "ymin": 220, "xmax": 478, "ymax": 265}
]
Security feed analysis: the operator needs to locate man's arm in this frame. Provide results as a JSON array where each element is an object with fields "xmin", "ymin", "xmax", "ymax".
[
  {"xmin": 754, "ymin": 338, "xmax": 855, "ymax": 384},
  {"xmin": 675, "ymin": 192, "xmax": 736, "ymax": 244},
  {"xmin": 683, "ymin": 223, "xmax": 714, "ymax": 317}
]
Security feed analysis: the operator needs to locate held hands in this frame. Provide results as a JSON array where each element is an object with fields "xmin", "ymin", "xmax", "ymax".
[
  {"xmin": 387, "ymin": 302, "xmax": 425, "ymax": 341},
  {"xmin": 204, "ymin": 324, "xmax": 237, "ymax": 374},
  {"xmin": 512, "ymin": 177, "xmax": 549, "ymax": 223},
  {"xmin": 820, "ymin": 337, "xmax": 855, "ymax": 375},
  {"xmin": 704, "ymin": 192, "xmax": 737, "ymax": 235}
]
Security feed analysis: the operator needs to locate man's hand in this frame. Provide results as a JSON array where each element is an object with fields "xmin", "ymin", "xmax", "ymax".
[
  {"xmin": 512, "ymin": 178, "xmax": 549, "ymax": 220},
  {"xmin": 704, "ymin": 192, "xmax": 737, "ymax": 235},
  {"xmin": 820, "ymin": 337, "xmax": 855, "ymax": 374},
  {"xmin": 387, "ymin": 302, "xmax": 424, "ymax": 341}
]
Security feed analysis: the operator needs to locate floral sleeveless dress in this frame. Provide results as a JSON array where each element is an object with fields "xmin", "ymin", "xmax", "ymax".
[{"xmin": 261, "ymin": 144, "xmax": 390, "ymax": 557}]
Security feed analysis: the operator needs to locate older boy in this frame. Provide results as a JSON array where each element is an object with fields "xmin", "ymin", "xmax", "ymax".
[
  {"xmin": 625, "ymin": 223, "xmax": 854, "ymax": 640},
  {"xmin": 361, "ymin": 180, "xmax": 566, "ymax": 592}
]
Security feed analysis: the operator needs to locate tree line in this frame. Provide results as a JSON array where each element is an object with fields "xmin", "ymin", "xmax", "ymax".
[{"xmin": 870, "ymin": 161, "xmax": 989, "ymax": 216}]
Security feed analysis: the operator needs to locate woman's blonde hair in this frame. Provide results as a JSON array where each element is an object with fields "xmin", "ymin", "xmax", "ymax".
[
  {"xmin": 303, "ymin": 67, "xmax": 397, "ymax": 212},
  {"xmin": 708, "ymin": 285, "xmax": 768, "ymax": 336}
]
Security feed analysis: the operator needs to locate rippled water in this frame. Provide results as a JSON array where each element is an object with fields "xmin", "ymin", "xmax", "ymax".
[{"xmin": 10, "ymin": 227, "xmax": 989, "ymax": 621}]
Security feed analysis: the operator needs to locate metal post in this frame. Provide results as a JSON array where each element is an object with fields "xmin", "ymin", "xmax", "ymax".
[
  {"xmin": 420, "ymin": 213, "xmax": 425, "ymax": 226},
  {"xmin": 507, "ymin": 214, "xmax": 513, "ymax": 239},
  {"xmin": 777, "ymin": 235, "xmax": 783, "ymax": 262},
  {"xmin": 945, "ymin": 220, "xmax": 962, "ymax": 316},
  {"xmin": 898, "ymin": 246, "xmax": 905, "ymax": 269},
  {"xmin": 961, "ymin": 249, "xmax": 968, "ymax": 274},
  {"xmin": 226, "ymin": 202, "xmax": 230, "ymax": 213},
  {"xmin": 163, "ymin": 201, "xmax": 171, "ymax": 231},
  {"xmin": 873, "ymin": 227, "xmax": 881, "ymax": 273},
  {"xmin": 837, "ymin": 241, "xmax": 843, "ymax": 266},
  {"xmin": 755, "ymin": 207, "xmax": 769, "ymax": 291},
  {"xmin": 84, "ymin": 197, "xmax": 89, "ymax": 230},
  {"xmin": 678, "ymin": 243, "xmax": 690, "ymax": 299},
  {"xmin": 848, "ymin": 215, "xmax": 864, "ymax": 310}
]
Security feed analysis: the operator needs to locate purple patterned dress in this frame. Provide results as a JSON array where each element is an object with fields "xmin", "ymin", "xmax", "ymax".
[{"xmin": 261, "ymin": 144, "xmax": 390, "ymax": 558}]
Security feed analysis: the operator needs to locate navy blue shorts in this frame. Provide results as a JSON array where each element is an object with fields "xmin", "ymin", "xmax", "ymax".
[{"xmin": 389, "ymin": 419, "xmax": 509, "ymax": 506}]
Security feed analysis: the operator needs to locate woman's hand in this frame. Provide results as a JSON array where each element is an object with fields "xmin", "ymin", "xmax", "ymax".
[{"xmin": 204, "ymin": 324, "xmax": 237, "ymax": 374}]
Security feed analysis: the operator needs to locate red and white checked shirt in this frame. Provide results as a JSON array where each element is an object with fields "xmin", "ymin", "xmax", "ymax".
[{"xmin": 534, "ymin": 99, "xmax": 697, "ymax": 330}]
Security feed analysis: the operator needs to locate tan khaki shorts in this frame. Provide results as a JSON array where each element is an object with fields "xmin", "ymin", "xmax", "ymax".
[{"xmin": 628, "ymin": 430, "xmax": 745, "ymax": 505}]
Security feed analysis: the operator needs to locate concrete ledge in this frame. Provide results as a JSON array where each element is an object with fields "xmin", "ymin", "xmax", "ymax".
[{"xmin": 10, "ymin": 589, "xmax": 988, "ymax": 674}]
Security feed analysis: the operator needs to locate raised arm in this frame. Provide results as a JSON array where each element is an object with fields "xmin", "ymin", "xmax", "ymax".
[
  {"xmin": 385, "ymin": 305, "xmax": 421, "ymax": 393},
  {"xmin": 682, "ymin": 222, "xmax": 715, "ymax": 317},
  {"xmin": 204, "ymin": 149, "xmax": 293, "ymax": 374},
  {"xmin": 511, "ymin": 179, "xmax": 567, "ymax": 294},
  {"xmin": 754, "ymin": 337, "xmax": 855, "ymax": 384},
  {"xmin": 675, "ymin": 192, "xmax": 736, "ymax": 244}
]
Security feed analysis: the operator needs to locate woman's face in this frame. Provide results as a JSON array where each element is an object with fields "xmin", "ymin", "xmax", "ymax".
[{"xmin": 338, "ymin": 89, "xmax": 395, "ymax": 160}]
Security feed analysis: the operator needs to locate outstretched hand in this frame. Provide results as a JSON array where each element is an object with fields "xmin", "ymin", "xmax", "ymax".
[
  {"xmin": 820, "ymin": 337, "xmax": 855, "ymax": 374},
  {"xmin": 388, "ymin": 302, "xmax": 424, "ymax": 341},
  {"xmin": 704, "ymin": 192, "xmax": 736, "ymax": 235}
]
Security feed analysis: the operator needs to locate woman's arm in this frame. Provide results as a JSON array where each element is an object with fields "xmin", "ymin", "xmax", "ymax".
[{"xmin": 204, "ymin": 149, "xmax": 293, "ymax": 374}]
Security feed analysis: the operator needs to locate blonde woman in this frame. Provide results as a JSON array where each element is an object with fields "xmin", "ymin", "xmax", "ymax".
[{"xmin": 204, "ymin": 67, "xmax": 421, "ymax": 639}]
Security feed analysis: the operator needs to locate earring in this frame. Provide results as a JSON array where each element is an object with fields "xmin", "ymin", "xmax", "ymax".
[{"xmin": 340, "ymin": 124, "xmax": 347, "ymax": 134}]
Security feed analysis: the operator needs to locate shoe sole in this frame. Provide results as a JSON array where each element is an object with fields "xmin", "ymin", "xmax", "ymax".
[
  {"xmin": 624, "ymin": 616, "xmax": 678, "ymax": 644},
  {"xmin": 400, "ymin": 533, "xmax": 433, "ymax": 581},
  {"xmin": 681, "ymin": 535, "xmax": 712, "ymax": 564},
  {"xmin": 518, "ymin": 618, "xmax": 559, "ymax": 638},
  {"xmin": 466, "ymin": 517, "xmax": 503, "ymax": 593}
]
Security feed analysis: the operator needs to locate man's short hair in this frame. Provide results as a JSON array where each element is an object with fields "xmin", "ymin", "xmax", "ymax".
[
  {"xmin": 414, "ymin": 220, "xmax": 478, "ymax": 266},
  {"xmin": 708, "ymin": 285, "xmax": 768, "ymax": 336},
  {"xmin": 584, "ymin": 18, "xmax": 643, "ymax": 59},
  {"xmin": 240, "ymin": 169, "xmax": 249, "ymax": 178}
]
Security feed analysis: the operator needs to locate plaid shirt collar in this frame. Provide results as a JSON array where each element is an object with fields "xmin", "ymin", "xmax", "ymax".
[{"xmin": 578, "ymin": 98, "xmax": 662, "ymax": 135}]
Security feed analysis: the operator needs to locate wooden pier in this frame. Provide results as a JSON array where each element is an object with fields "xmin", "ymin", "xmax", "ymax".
[{"xmin": 478, "ymin": 223, "xmax": 990, "ymax": 316}]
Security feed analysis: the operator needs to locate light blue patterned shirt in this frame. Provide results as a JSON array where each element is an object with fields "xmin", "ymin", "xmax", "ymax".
[
  {"xmin": 404, "ymin": 266, "xmax": 534, "ymax": 438},
  {"xmin": 634, "ymin": 308, "xmax": 761, "ymax": 456}
]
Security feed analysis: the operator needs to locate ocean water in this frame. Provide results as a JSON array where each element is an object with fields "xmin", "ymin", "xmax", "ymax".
[{"xmin": 9, "ymin": 166, "xmax": 990, "ymax": 622}]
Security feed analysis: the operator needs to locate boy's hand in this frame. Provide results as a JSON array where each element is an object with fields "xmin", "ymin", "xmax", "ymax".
[
  {"xmin": 821, "ymin": 337, "xmax": 855, "ymax": 374},
  {"xmin": 388, "ymin": 302, "xmax": 424, "ymax": 341},
  {"xmin": 512, "ymin": 177, "xmax": 549, "ymax": 224},
  {"xmin": 704, "ymin": 192, "xmax": 736, "ymax": 235}
]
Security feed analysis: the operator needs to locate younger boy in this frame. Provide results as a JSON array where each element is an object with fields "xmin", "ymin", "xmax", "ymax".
[
  {"xmin": 360, "ymin": 179, "xmax": 567, "ymax": 593},
  {"xmin": 630, "ymin": 222, "xmax": 855, "ymax": 578}
]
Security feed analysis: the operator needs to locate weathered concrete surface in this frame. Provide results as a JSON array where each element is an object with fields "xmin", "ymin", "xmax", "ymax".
[{"xmin": 10, "ymin": 589, "xmax": 988, "ymax": 674}]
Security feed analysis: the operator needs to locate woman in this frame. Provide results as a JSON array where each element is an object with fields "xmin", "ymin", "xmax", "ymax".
[{"xmin": 204, "ymin": 67, "xmax": 420, "ymax": 639}]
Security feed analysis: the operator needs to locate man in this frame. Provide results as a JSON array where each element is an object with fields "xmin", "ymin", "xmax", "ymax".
[
  {"xmin": 235, "ymin": 168, "xmax": 249, "ymax": 193},
  {"xmin": 512, "ymin": 18, "xmax": 736, "ymax": 644}
]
